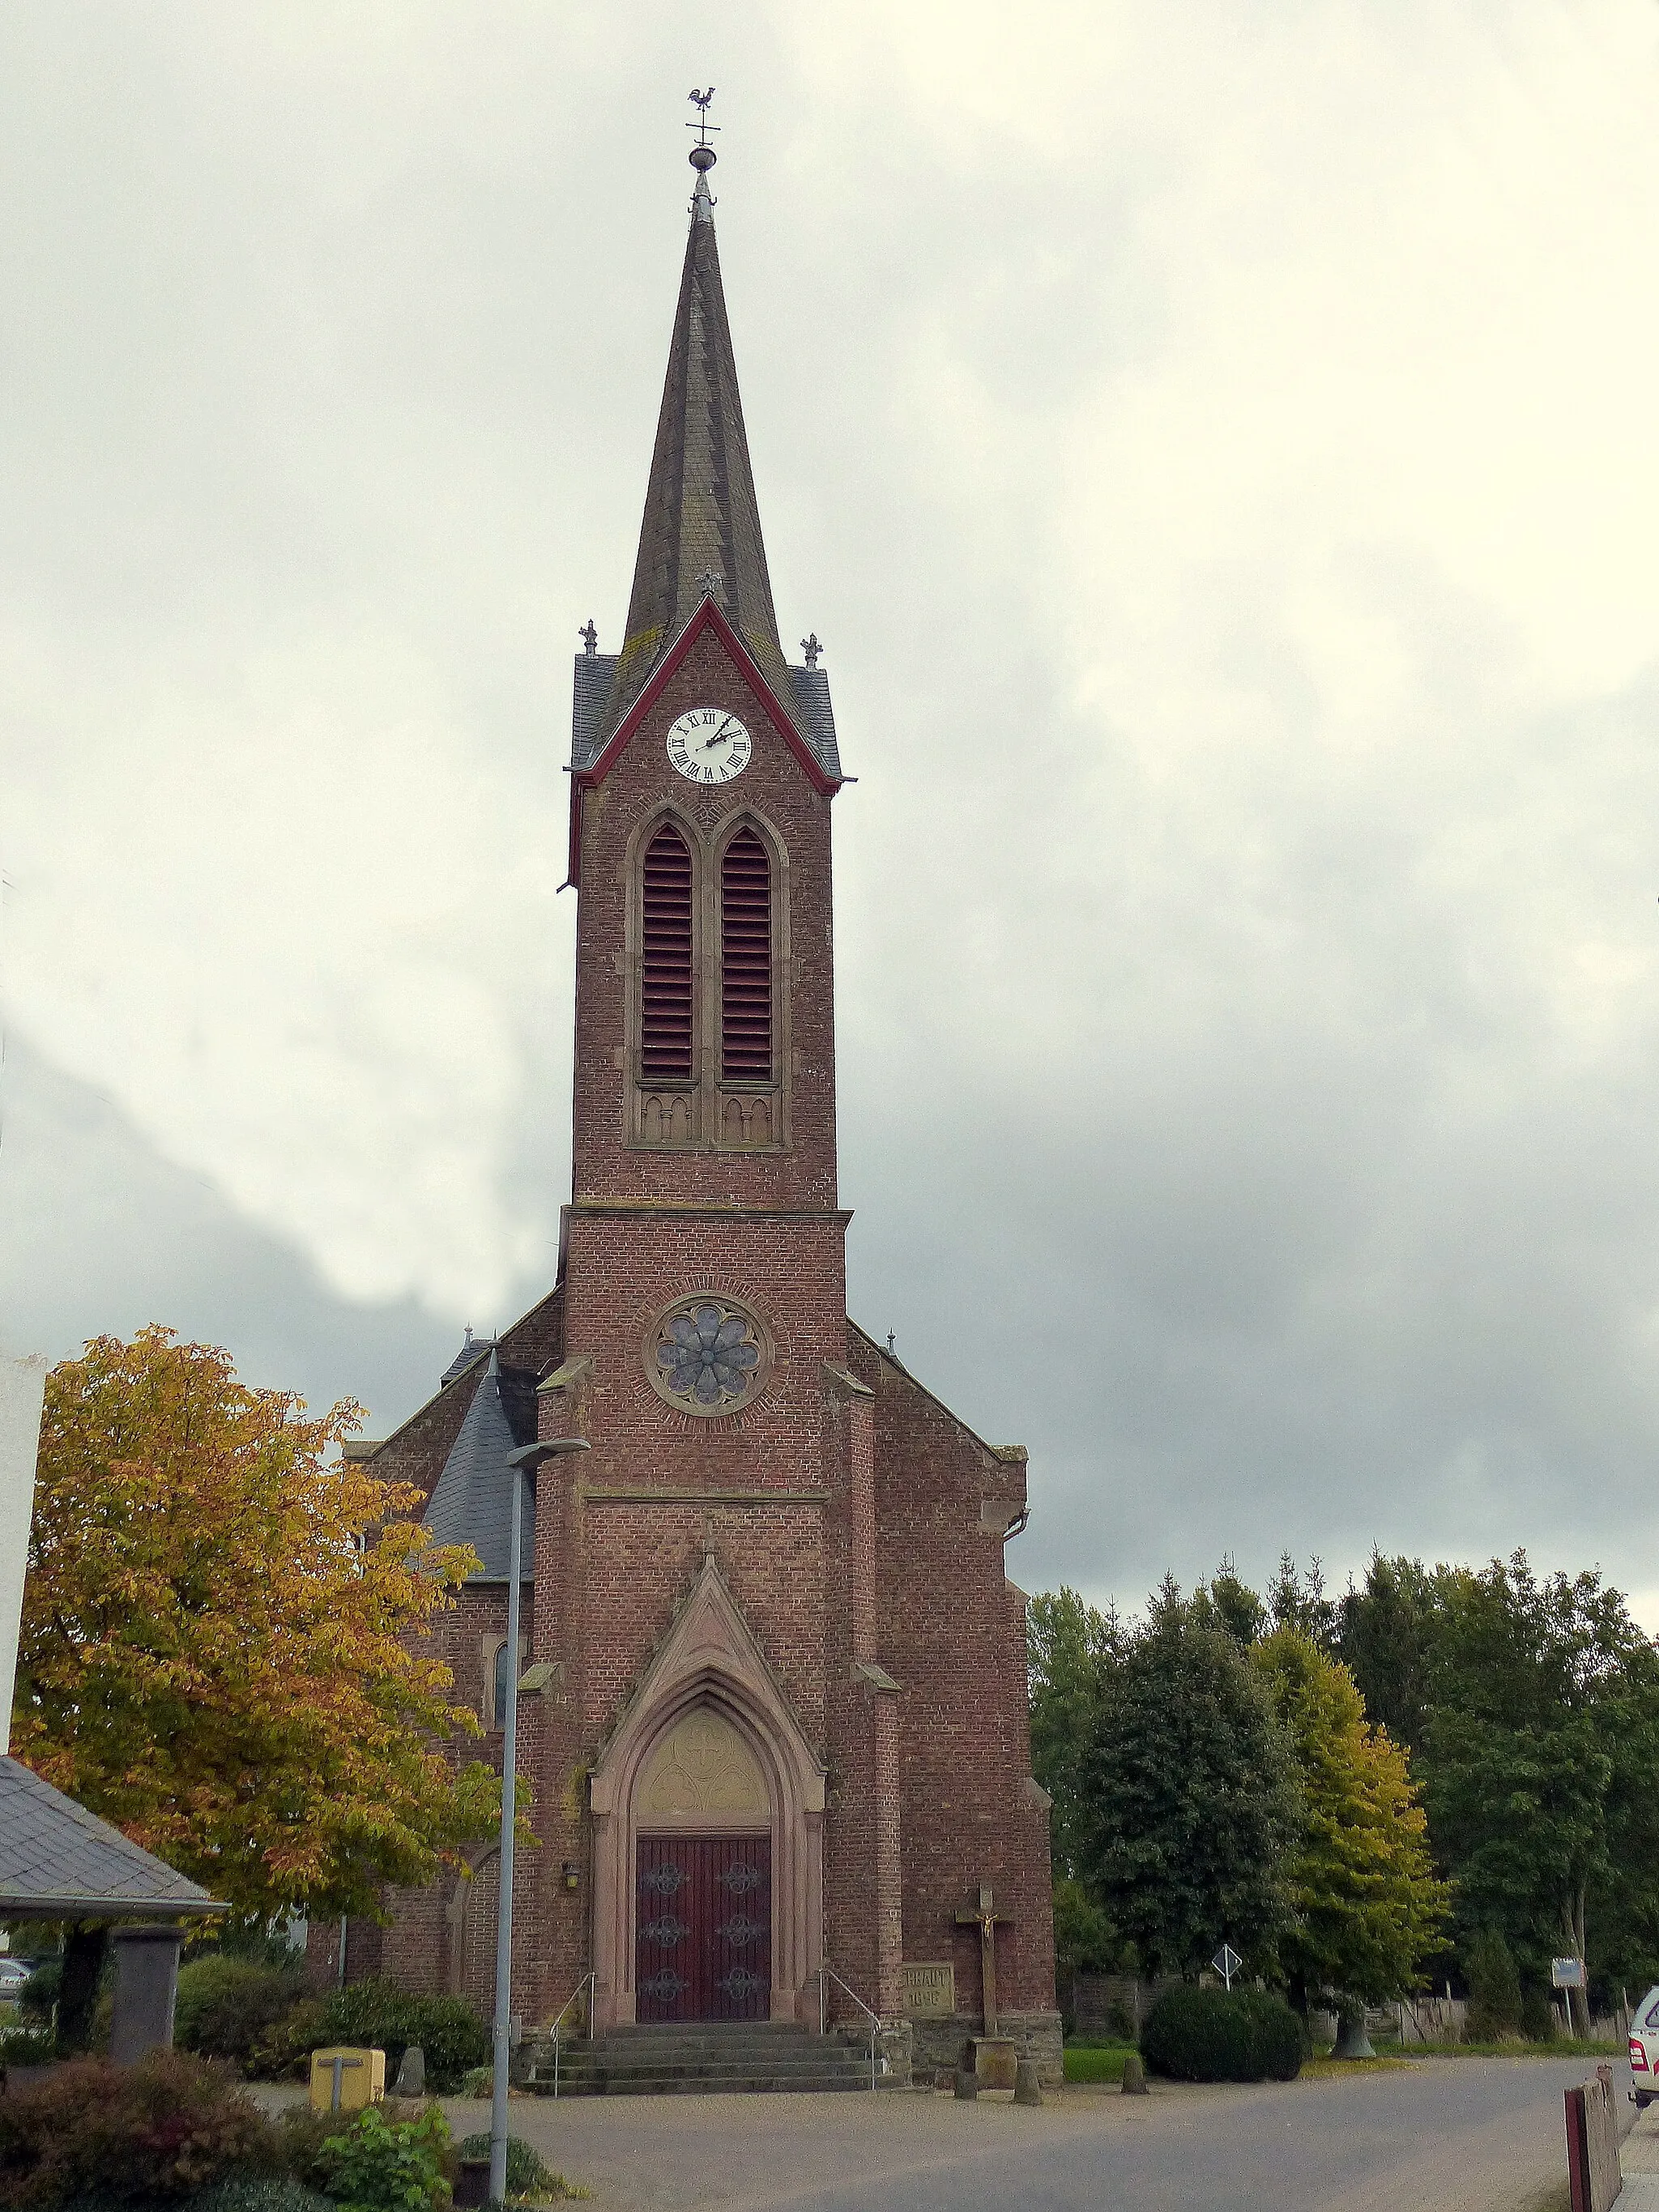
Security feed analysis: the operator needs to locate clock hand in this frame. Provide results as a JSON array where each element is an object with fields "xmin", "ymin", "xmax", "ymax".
[{"xmin": 701, "ymin": 717, "xmax": 736, "ymax": 752}]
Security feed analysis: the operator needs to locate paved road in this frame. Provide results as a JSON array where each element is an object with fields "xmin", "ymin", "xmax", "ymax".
[{"xmin": 446, "ymin": 2055, "xmax": 1606, "ymax": 2212}]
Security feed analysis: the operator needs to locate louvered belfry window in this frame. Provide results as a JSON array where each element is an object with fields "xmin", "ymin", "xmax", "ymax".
[
  {"xmin": 640, "ymin": 824, "xmax": 695, "ymax": 1080},
  {"xmin": 721, "ymin": 829, "xmax": 773, "ymax": 1081}
]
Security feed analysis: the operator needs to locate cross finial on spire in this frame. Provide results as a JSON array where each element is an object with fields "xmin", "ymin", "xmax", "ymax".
[
  {"xmin": 579, "ymin": 618, "xmax": 598, "ymax": 657},
  {"xmin": 697, "ymin": 567, "xmax": 723, "ymax": 600},
  {"xmin": 801, "ymin": 633, "xmax": 822, "ymax": 670}
]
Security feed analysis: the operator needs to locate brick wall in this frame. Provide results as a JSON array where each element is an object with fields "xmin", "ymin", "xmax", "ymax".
[
  {"xmin": 571, "ymin": 624, "xmax": 838, "ymax": 1211},
  {"xmin": 851, "ymin": 1324, "xmax": 1057, "ymax": 2022}
]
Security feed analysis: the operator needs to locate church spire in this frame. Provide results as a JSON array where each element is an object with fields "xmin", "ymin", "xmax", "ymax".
[{"xmin": 603, "ymin": 98, "xmax": 794, "ymax": 735}]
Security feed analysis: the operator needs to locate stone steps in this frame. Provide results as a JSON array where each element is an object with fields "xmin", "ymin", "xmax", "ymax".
[{"xmin": 523, "ymin": 2021, "xmax": 887, "ymax": 2097}]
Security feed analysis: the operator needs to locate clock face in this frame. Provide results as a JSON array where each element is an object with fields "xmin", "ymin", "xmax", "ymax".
[{"xmin": 667, "ymin": 706, "xmax": 752, "ymax": 784}]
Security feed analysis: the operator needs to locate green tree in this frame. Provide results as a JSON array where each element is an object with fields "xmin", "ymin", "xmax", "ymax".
[
  {"xmin": 1266, "ymin": 1555, "xmax": 1338, "ymax": 1652},
  {"xmin": 1420, "ymin": 1552, "xmax": 1659, "ymax": 2034},
  {"xmin": 1253, "ymin": 1626, "xmax": 1448, "ymax": 2013},
  {"xmin": 1051, "ymin": 1877, "xmax": 1118, "ymax": 1977},
  {"xmin": 1465, "ymin": 1926, "xmax": 1523, "ymax": 2039},
  {"xmin": 1337, "ymin": 1554, "xmax": 1452, "ymax": 1757},
  {"xmin": 1188, "ymin": 1560, "xmax": 1266, "ymax": 1648},
  {"xmin": 1077, "ymin": 1579, "xmax": 1302, "ymax": 1978},
  {"xmin": 1028, "ymin": 1587, "xmax": 1115, "ymax": 1882}
]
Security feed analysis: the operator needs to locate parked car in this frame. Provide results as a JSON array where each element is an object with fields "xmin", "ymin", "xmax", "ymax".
[
  {"xmin": 1628, "ymin": 1985, "xmax": 1659, "ymax": 2104},
  {"xmin": 0, "ymin": 1958, "xmax": 31, "ymax": 1996}
]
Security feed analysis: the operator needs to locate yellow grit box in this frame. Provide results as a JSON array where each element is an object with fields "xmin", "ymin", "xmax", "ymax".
[{"xmin": 308, "ymin": 2045, "xmax": 386, "ymax": 2114}]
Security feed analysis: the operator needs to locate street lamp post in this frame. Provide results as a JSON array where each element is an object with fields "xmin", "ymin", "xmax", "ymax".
[{"xmin": 489, "ymin": 1437, "xmax": 588, "ymax": 2208}]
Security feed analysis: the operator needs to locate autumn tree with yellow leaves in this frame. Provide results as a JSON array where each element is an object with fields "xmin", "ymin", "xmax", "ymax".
[
  {"xmin": 12, "ymin": 1328, "xmax": 501, "ymax": 1926},
  {"xmin": 1252, "ymin": 1625, "xmax": 1448, "ymax": 2012}
]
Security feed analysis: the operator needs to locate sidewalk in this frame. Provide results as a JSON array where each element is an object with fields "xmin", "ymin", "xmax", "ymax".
[{"xmin": 1620, "ymin": 2101, "xmax": 1659, "ymax": 2210}]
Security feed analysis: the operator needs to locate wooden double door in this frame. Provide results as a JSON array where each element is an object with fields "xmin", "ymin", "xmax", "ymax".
[{"xmin": 635, "ymin": 1835, "xmax": 773, "ymax": 2021}]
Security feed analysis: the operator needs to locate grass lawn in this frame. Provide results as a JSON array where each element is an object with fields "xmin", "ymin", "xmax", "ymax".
[
  {"xmin": 1063, "ymin": 2044, "xmax": 1137, "ymax": 2084},
  {"xmin": 1401, "ymin": 2038, "xmax": 1623, "ymax": 2060},
  {"xmin": 1298, "ymin": 2054, "xmax": 1414, "ymax": 2079}
]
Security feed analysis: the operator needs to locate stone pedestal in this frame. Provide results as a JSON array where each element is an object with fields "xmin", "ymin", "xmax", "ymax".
[
  {"xmin": 109, "ymin": 1924, "xmax": 183, "ymax": 2065},
  {"xmin": 966, "ymin": 2035, "xmax": 1018, "ymax": 2092}
]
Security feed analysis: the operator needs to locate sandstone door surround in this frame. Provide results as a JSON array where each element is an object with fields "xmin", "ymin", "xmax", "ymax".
[{"xmin": 587, "ymin": 1558, "xmax": 825, "ymax": 2029}]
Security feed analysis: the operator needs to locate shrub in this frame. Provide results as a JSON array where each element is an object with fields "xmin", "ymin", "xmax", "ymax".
[
  {"xmin": 1520, "ymin": 1985, "xmax": 1557, "ymax": 2043},
  {"xmin": 14, "ymin": 1963, "xmax": 58, "ymax": 2027},
  {"xmin": 175, "ymin": 1959, "xmax": 309, "ymax": 2077},
  {"xmin": 272, "ymin": 2107, "xmax": 351, "ymax": 2194},
  {"xmin": 1141, "ymin": 1985, "xmax": 1303, "ymax": 2083},
  {"xmin": 314, "ymin": 1984, "xmax": 487, "ymax": 2095},
  {"xmin": 249, "ymin": 2001, "xmax": 329, "ymax": 2083},
  {"xmin": 1465, "ymin": 1929, "xmax": 1523, "ymax": 2041},
  {"xmin": 0, "ymin": 2051, "xmax": 278, "ymax": 2207},
  {"xmin": 458, "ymin": 2069, "xmax": 492, "ymax": 2099},
  {"xmin": 313, "ymin": 2105, "xmax": 450, "ymax": 2212},
  {"xmin": 0, "ymin": 2030, "xmax": 54, "ymax": 2069},
  {"xmin": 186, "ymin": 2182, "xmax": 332, "ymax": 2212},
  {"xmin": 455, "ymin": 2133, "xmax": 558, "ymax": 2195}
]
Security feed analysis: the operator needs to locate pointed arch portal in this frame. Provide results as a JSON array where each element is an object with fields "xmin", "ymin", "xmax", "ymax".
[{"xmin": 588, "ymin": 1560, "xmax": 825, "ymax": 2027}]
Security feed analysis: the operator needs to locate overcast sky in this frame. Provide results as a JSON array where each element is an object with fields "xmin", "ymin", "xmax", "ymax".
[{"xmin": 4, "ymin": 2, "xmax": 1659, "ymax": 1626}]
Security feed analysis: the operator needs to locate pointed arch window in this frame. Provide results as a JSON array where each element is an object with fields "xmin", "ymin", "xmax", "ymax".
[
  {"xmin": 640, "ymin": 824, "xmax": 695, "ymax": 1080},
  {"xmin": 721, "ymin": 829, "xmax": 772, "ymax": 1081}
]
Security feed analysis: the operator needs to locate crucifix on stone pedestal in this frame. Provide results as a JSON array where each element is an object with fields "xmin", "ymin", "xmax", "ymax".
[{"xmin": 956, "ymin": 1883, "xmax": 1013, "ymax": 2035}]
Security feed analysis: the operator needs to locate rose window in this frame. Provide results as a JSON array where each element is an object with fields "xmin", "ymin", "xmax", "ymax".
[{"xmin": 649, "ymin": 1298, "xmax": 767, "ymax": 1415}]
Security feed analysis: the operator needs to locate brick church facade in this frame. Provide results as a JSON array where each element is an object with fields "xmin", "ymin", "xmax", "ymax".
[{"xmin": 325, "ymin": 139, "xmax": 1059, "ymax": 2078}]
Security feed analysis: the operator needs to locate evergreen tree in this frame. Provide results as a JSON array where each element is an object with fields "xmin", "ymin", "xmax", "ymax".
[
  {"xmin": 1078, "ymin": 1579, "xmax": 1302, "ymax": 1978},
  {"xmin": 1465, "ymin": 1927, "xmax": 1524, "ymax": 2040},
  {"xmin": 1267, "ymin": 1554, "xmax": 1339, "ymax": 1652},
  {"xmin": 1188, "ymin": 1560, "xmax": 1266, "ymax": 1647},
  {"xmin": 1337, "ymin": 1554, "xmax": 1451, "ymax": 1756}
]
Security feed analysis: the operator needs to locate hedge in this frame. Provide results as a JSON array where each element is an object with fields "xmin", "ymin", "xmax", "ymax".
[
  {"xmin": 1141, "ymin": 1985, "xmax": 1303, "ymax": 2082},
  {"xmin": 310, "ymin": 1983, "xmax": 488, "ymax": 2095}
]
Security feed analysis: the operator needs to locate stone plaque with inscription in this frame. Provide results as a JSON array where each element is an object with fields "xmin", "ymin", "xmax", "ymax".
[{"xmin": 902, "ymin": 1963, "xmax": 956, "ymax": 2018}]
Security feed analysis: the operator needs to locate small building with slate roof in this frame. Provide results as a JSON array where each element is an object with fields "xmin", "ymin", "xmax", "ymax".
[
  {"xmin": 0, "ymin": 1755, "xmax": 222, "ymax": 1923},
  {"xmin": 327, "ymin": 126, "xmax": 1058, "ymax": 2086}
]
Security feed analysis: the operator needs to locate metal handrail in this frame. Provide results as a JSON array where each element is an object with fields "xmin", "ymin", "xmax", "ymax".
[
  {"xmin": 545, "ymin": 1971, "xmax": 596, "ymax": 2099},
  {"xmin": 817, "ymin": 1963, "xmax": 884, "ymax": 2092}
]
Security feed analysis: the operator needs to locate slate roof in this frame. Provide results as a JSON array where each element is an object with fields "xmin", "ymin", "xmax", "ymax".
[
  {"xmin": 786, "ymin": 664, "xmax": 842, "ymax": 782},
  {"xmin": 571, "ymin": 649, "xmax": 839, "ymax": 782},
  {"xmin": 585, "ymin": 163, "xmax": 825, "ymax": 764},
  {"xmin": 422, "ymin": 1349, "xmax": 535, "ymax": 1582},
  {"xmin": 572, "ymin": 652, "xmax": 619, "ymax": 771},
  {"xmin": 440, "ymin": 1327, "xmax": 494, "ymax": 1387},
  {"xmin": 0, "ymin": 1756, "xmax": 224, "ymax": 1920}
]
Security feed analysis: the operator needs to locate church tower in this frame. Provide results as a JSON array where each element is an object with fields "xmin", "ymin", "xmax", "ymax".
[{"xmin": 343, "ymin": 120, "xmax": 1060, "ymax": 2086}]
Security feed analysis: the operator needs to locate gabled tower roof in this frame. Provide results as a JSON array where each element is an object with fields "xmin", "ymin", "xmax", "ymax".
[{"xmin": 601, "ymin": 153, "xmax": 795, "ymax": 739}]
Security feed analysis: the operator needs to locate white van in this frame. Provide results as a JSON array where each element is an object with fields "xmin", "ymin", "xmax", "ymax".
[{"xmin": 1628, "ymin": 1985, "xmax": 1659, "ymax": 2105}]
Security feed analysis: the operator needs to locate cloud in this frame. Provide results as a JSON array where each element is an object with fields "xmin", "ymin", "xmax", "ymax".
[
  {"xmin": 0, "ymin": 1031, "xmax": 456, "ymax": 1429},
  {"xmin": 3, "ymin": 1, "xmax": 1658, "ymax": 1622}
]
